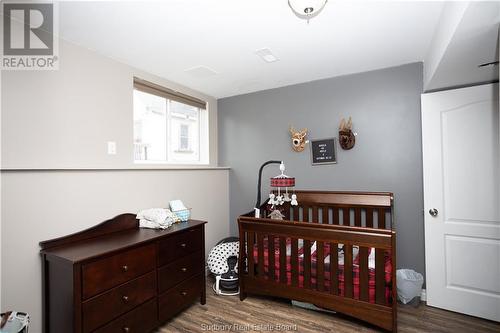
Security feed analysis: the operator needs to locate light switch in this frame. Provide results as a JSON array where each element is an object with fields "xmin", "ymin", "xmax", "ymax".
[{"xmin": 107, "ymin": 141, "xmax": 117, "ymax": 155}]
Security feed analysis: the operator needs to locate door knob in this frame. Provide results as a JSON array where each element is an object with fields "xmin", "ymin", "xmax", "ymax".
[{"xmin": 429, "ymin": 208, "xmax": 438, "ymax": 217}]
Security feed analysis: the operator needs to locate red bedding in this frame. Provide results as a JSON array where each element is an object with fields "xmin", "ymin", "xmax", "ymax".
[{"xmin": 252, "ymin": 238, "xmax": 392, "ymax": 304}]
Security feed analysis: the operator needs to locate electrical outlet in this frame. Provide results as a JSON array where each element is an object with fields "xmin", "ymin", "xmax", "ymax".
[{"xmin": 107, "ymin": 141, "xmax": 117, "ymax": 155}]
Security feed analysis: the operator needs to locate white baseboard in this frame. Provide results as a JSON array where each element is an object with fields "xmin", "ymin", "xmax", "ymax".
[{"xmin": 420, "ymin": 289, "xmax": 427, "ymax": 302}]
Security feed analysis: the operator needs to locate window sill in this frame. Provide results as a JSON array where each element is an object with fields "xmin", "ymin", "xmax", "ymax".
[{"xmin": 173, "ymin": 150, "xmax": 194, "ymax": 153}]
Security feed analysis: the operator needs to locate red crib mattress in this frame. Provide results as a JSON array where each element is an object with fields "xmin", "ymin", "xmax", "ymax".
[{"xmin": 252, "ymin": 238, "xmax": 392, "ymax": 304}]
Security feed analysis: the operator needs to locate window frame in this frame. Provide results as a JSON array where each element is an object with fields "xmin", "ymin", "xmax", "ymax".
[{"xmin": 133, "ymin": 78, "xmax": 208, "ymax": 165}]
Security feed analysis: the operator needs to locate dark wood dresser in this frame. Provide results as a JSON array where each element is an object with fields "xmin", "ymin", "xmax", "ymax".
[{"xmin": 40, "ymin": 214, "xmax": 206, "ymax": 333}]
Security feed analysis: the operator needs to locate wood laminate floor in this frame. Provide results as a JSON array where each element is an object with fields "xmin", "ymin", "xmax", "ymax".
[{"xmin": 157, "ymin": 281, "xmax": 499, "ymax": 333}]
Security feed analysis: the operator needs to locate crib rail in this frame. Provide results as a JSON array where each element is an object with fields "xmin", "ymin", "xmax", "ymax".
[
  {"xmin": 265, "ymin": 191, "xmax": 394, "ymax": 229},
  {"xmin": 238, "ymin": 216, "xmax": 397, "ymax": 331}
]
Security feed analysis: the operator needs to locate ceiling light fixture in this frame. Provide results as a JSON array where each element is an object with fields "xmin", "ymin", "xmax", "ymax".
[{"xmin": 288, "ymin": 0, "xmax": 328, "ymax": 23}]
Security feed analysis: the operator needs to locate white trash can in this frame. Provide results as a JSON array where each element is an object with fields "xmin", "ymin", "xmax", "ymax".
[{"xmin": 396, "ymin": 269, "xmax": 424, "ymax": 304}]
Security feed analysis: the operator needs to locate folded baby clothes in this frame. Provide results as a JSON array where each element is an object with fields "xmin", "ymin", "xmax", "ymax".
[{"xmin": 137, "ymin": 208, "xmax": 179, "ymax": 229}]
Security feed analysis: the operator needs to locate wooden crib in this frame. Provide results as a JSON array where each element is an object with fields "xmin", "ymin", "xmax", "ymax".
[{"xmin": 238, "ymin": 191, "xmax": 397, "ymax": 332}]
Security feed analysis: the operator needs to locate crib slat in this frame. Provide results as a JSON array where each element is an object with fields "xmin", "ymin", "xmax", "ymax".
[
  {"xmin": 343, "ymin": 208, "xmax": 350, "ymax": 226},
  {"xmin": 291, "ymin": 238, "xmax": 299, "ymax": 287},
  {"xmin": 247, "ymin": 232, "xmax": 255, "ymax": 277},
  {"xmin": 303, "ymin": 239, "xmax": 311, "ymax": 289},
  {"xmin": 279, "ymin": 237, "xmax": 287, "ymax": 284},
  {"xmin": 268, "ymin": 235, "xmax": 275, "ymax": 281},
  {"xmin": 344, "ymin": 244, "xmax": 353, "ymax": 298},
  {"xmin": 317, "ymin": 242, "xmax": 325, "ymax": 291},
  {"xmin": 355, "ymin": 208, "xmax": 361, "ymax": 227},
  {"xmin": 303, "ymin": 206, "xmax": 310, "ymax": 222},
  {"xmin": 257, "ymin": 233, "xmax": 264, "ymax": 279},
  {"xmin": 332, "ymin": 207, "xmax": 339, "ymax": 225},
  {"xmin": 366, "ymin": 208, "xmax": 373, "ymax": 228},
  {"xmin": 375, "ymin": 248, "xmax": 386, "ymax": 305},
  {"xmin": 322, "ymin": 206, "xmax": 329, "ymax": 224},
  {"xmin": 312, "ymin": 206, "xmax": 318, "ymax": 223},
  {"xmin": 359, "ymin": 247, "xmax": 369, "ymax": 302},
  {"xmin": 330, "ymin": 242, "xmax": 338, "ymax": 295},
  {"xmin": 292, "ymin": 206, "xmax": 299, "ymax": 221},
  {"xmin": 283, "ymin": 204, "xmax": 291, "ymax": 220},
  {"xmin": 239, "ymin": 229, "xmax": 247, "ymax": 274},
  {"xmin": 378, "ymin": 208, "xmax": 386, "ymax": 229}
]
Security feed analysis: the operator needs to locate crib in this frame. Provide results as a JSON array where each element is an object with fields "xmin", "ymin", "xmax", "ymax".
[{"xmin": 238, "ymin": 191, "xmax": 397, "ymax": 332}]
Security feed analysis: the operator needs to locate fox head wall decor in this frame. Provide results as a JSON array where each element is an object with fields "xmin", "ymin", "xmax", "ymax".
[
  {"xmin": 289, "ymin": 126, "xmax": 308, "ymax": 152},
  {"xmin": 339, "ymin": 117, "xmax": 355, "ymax": 150}
]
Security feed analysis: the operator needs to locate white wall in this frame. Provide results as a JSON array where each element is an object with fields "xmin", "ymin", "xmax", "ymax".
[
  {"xmin": 0, "ymin": 70, "xmax": 2, "ymax": 312},
  {"xmin": 423, "ymin": 2, "xmax": 468, "ymax": 90},
  {"xmin": 1, "ymin": 169, "xmax": 229, "ymax": 333},
  {"xmin": 1, "ymin": 38, "xmax": 229, "ymax": 332},
  {"xmin": 1, "ymin": 38, "xmax": 218, "ymax": 169}
]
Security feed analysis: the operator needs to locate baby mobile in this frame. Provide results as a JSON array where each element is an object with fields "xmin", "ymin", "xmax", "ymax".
[{"xmin": 267, "ymin": 162, "xmax": 298, "ymax": 220}]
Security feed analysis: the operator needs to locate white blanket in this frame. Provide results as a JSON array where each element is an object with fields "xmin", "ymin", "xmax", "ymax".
[{"xmin": 137, "ymin": 208, "xmax": 178, "ymax": 230}]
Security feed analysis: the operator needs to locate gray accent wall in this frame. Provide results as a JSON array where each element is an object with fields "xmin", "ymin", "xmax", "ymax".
[{"xmin": 218, "ymin": 63, "xmax": 425, "ymax": 275}]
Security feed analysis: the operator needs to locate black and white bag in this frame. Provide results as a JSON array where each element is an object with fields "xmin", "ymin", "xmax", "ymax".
[{"xmin": 0, "ymin": 312, "xmax": 29, "ymax": 333}]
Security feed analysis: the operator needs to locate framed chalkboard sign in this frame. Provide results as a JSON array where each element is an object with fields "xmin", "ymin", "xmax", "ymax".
[{"xmin": 310, "ymin": 138, "xmax": 337, "ymax": 165}]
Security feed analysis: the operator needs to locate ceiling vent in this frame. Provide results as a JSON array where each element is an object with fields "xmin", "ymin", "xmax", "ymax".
[
  {"xmin": 255, "ymin": 48, "xmax": 279, "ymax": 63},
  {"xmin": 184, "ymin": 66, "xmax": 218, "ymax": 78}
]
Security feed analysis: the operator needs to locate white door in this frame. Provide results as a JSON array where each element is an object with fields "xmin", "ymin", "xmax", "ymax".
[{"xmin": 421, "ymin": 83, "xmax": 500, "ymax": 322}]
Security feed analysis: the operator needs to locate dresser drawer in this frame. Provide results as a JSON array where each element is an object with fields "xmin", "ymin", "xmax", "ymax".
[
  {"xmin": 82, "ymin": 271, "xmax": 157, "ymax": 333},
  {"xmin": 158, "ymin": 274, "xmax": 203, "ymax": 322},
  {"xmin": 82, "ymin": 244, "xmax": 156, "ymax": 299},
  {"xmin": 158, "ymin": 250, "xmax": 202, "ymax": 293},
  {"xmin": 93, "ymin": 298, "xmax": 157, "ymax": 333},
  {"xmin": 158, "ymin": 227, "xmax": 202, "ymax": 266}
]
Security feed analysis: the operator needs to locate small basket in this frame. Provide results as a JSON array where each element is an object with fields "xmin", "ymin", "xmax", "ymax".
[{"xmin": 173, "ymin": 208, "xmax": 191, "ymax": 222}]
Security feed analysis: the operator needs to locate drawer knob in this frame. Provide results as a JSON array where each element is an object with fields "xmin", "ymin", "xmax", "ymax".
[
  {"xmin": 122, "ymin": 265, "xmax": 128, "ymax": 272},
  {"xmin": 181, "ymin": 267, "xmax": 187, "ymax": 272},
  {"xmin": 181, "ymin": 291, "xmax": 188, "ymax": 296},
  {"xmin": 122, "ymin": 295, "xmax": 129, "ymax": 303},
  {"xmin": 180, "ymin": 243, "xmax": 187, "ymax": 248},
  {"xmin": 122, "ymin": 327, "xmax": 130, "ymax": 333}
]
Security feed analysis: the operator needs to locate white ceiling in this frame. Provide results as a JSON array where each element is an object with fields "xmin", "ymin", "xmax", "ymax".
[{"xmin": 59, "ymin": 1, "xmax": 446, "ymax": 98}]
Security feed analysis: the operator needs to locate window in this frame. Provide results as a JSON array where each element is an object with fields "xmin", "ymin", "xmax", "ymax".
[
  {"xmin": 179, "ymin": 124, "xmax": 190, "ymax": 151},
  {"xmin": 133, "ymin": 78, "xmax": 208, "ymax": 164}
]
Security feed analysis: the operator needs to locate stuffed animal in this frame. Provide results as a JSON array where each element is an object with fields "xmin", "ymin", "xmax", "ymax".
[
  {"xmin": 268, "ymin": 209, "xmax": 285, "ymax": 220},
  {"xmin": 269, "ymin": 193, "xmax": 276, "ymax": 206}
]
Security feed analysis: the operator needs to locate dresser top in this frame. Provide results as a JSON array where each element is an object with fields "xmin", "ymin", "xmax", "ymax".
[{"xmin": 40, "ymin": 214, "xmax": 206, "ymax": 263}]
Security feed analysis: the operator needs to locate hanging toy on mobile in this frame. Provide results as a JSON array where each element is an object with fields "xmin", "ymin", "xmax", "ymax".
[
  {"xmin": 254, "ymin": 161, "xmax": 298, "ymax": 219},
  {"xmin": 267, "ymin": 162, "xmax": 298, "ymax": 219}
]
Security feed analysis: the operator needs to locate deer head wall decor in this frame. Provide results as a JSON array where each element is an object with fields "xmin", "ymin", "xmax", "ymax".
[
  {"xmin": 339, "ymin": 117, "xmax": 356, "ymax": 150},
  {"xmin": 289, "ymin": 126, "xmax": 308, "ymax": 152}
]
